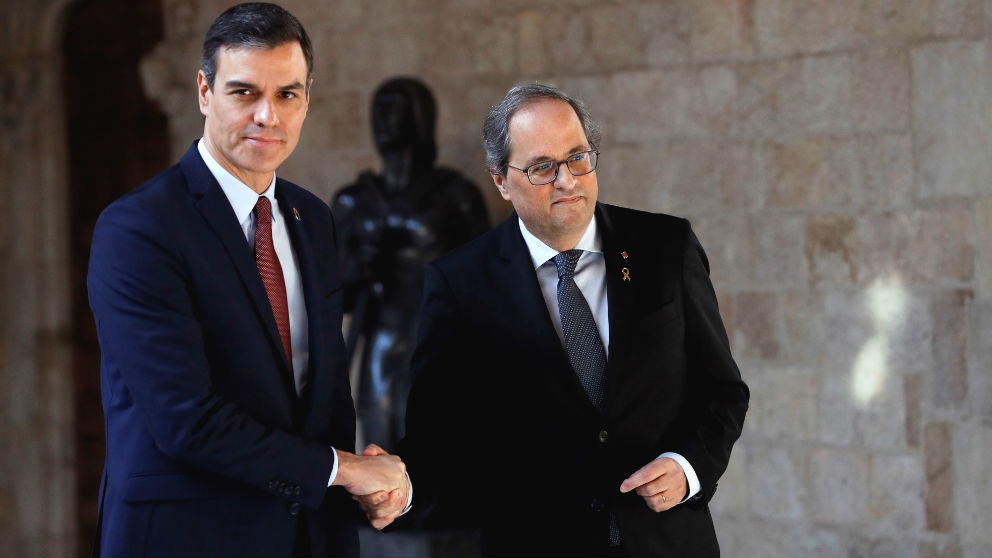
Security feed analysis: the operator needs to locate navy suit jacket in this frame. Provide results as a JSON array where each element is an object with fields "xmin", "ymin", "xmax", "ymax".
[
  {"xmin": 401, "ymin": 204, "xmax": 749, "ymax": 556},
  {"xmin": 87, "ymin": 143, "xmax": 358, "ymax": 557}
]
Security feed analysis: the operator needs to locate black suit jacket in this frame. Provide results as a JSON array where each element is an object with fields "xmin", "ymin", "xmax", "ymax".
[
  {"xmin": 87, "ymin": 142, "xmax": 359, "ymax": 557},
  {"xmin": 401, "ymin": 203, "xmax": 749, "ymax": 556}
]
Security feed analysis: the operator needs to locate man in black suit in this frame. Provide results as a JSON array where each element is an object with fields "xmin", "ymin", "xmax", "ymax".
[{"xmin": 388, "ymin": 84, "xmax": 749, "ymax": 556}]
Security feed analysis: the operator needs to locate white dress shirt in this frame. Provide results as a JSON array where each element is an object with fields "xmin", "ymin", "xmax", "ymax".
[{"xmin": 517, "ymin": 216, "xmax": 701, "ymax": 503}]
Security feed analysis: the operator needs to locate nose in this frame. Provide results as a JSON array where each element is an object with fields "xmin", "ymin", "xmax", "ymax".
[
  {"xmin": 552, "ymin": 161, "xmax": 577, "ymax": 189},
  {"xmin": 254, "ymin": 97, "xmax": 279, "ymax": 127}
]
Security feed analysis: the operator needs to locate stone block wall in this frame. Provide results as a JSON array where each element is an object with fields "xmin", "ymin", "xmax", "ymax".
[{"xmin": 3, "ymin": 0, "xmax": 992, "ymax": 556}]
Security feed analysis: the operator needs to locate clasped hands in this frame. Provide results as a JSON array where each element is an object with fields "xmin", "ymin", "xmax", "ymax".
[
  {"xmin": 334, "ymin": 451, "xmax": 683, "ymax": 528},
  {"xmin": 332, "ymin": 444, "xmax": 410, "ymax": 529},
  {"xmin": 620, "ymin": 456, "xmax": 688, "ymax": 512}
]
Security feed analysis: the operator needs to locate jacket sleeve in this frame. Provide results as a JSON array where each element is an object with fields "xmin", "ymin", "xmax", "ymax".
[
  {"xmin": 672, "ymin": 222, "xmax": 749, "ymax": 503},
  {"xmin": 397, "ymin": 261, "xmax": 482, "ymax": 528}
]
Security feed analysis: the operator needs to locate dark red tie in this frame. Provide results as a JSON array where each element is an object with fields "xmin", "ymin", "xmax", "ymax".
[{"xmin": 254, "ymin": 196, "xmax": 292, "ymax": 369}]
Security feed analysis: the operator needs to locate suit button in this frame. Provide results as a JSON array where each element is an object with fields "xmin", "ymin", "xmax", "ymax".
[
  {"xmin": 590, "ymin": 498, "xmax": 603, "ymax": 512},
  {"xmin": 598, "ymin": 430, "xmax": 609, "ymax": 443},
  {"xmin": 294, "ymin": 486, "xmax": 301, "ymax": 496},
  {"xmin": 267, "ymin": 480, "xmax": 276, "ymax": 490},
  {"xmin": 288, "ymin": 502, "xmax": 300, "ymax": 516}
]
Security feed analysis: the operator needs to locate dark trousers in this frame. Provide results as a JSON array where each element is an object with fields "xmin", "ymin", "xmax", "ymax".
[{"xmin": 292, "ymin": 515, "xmax": 311, "ymax": 557}]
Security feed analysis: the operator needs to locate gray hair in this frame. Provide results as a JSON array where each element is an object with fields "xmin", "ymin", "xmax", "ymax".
[{"xmin": 483, "ymin": 83, "xmax": 601, "ymax": 176}]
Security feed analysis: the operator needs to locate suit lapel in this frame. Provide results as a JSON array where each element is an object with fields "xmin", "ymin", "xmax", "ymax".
[
  {"xmin": 180, "ymin": 144, "xmax": 298, "ymax": 400},
  {"xmin": 496, "ymin": 217, "xmax": 562, "ymax": 358},
  {"xmin": 597, "ymin": 204, "xmax": 636, "ymax": 413},
  {"xmin": 275, "ymin": 185, "xmax": 328, "ymax": 425}
]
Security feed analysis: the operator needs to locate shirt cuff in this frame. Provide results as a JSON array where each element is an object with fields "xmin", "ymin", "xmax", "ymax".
[
  {"xmin": 658, "ymin": 452, "xmax": 700, "ymax": 503},
  {"xmin": 400, "ymin": 472, "xmax": 413, "ymax": 515},
  {"xmin": 327, "ymin": 447, "xmax": 340, "ymax": 487}
]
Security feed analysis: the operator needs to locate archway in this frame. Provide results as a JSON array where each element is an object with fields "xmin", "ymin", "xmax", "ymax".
[{"xmin": 62, "ymin": 0, "xmax": 168, "ymax": 552}]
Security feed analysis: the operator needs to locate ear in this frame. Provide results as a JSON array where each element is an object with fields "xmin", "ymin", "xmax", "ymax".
[
  {"xmin": 492, "ymin": 172, "xmax": 510, "ymax": 200},
  {"xmin": 197, "ymin": 70, "xmax": 210, "ymax": 117}
]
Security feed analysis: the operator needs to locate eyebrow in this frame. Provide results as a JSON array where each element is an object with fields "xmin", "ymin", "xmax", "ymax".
[
  {"xmin": 223, "ymin": 80, "xmax": 306, "ymax": 92},
  {"xmin": 521, "ymin": 145, "xmax": 589, "ymax": 169}
]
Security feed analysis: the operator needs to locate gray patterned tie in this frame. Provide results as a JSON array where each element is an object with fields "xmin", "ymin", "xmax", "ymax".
[
  {"xmin": 553, "ymin": 249, "xmax": 621, "ymax": 546},
  {"xmin": 553, "ymin": 249, "xmax": 608, "ymax": 409}
]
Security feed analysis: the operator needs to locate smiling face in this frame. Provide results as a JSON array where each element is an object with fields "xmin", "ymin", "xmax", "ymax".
[
  {"xmin": 492, "ymin": 99, "xmax": 599, "ymax": 252},
  {"xmin": 198, "ymin": 41, "xmax": 310, "ymax": 193}
]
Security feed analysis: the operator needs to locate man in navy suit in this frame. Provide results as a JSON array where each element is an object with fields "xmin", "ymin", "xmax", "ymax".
[
  {"xmin": 394, "ymin": 84, "xmax": 749, "ymax": 556},
  {"xmin": 87, "ymin": 3, "xmax": 407, "ymax": 556}
]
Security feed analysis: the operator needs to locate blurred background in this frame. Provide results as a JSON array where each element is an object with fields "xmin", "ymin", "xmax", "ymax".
[{"xmin": 2, "ymin": 0, "xmax": 991, "ymax": 556}]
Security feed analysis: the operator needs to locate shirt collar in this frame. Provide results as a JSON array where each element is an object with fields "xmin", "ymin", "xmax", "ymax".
[
  {"xmin": 197, "ymin": 138, "xmax": 278, "ymax": 224},
  {"xmin": 518, "ymin": 214, "xmax": 602, "ymax": 270}
]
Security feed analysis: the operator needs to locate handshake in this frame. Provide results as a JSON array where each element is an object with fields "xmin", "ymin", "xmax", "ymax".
[{"xmin": 331, "ymin": 443, "xmax": 410, "ymax": 530}]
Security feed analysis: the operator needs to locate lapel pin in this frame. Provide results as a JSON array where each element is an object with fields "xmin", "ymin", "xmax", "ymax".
[
  {"xmin": 621, "ymin": 267, "xmax": 631, "ymax": 282},
  {"xmin": 293, "ymin": 207, "xmax": 301, "ymax": 221},
  {"xmin": 621, "ymin": 250, "xmax": 629, "ymax": 260}
]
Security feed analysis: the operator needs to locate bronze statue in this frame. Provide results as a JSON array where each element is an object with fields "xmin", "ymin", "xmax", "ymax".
[{"xmin": 332, "ymin": 77, "xmax": 489, "ymax": 450}]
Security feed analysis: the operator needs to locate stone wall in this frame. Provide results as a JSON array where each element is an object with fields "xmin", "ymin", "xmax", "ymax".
[{"xmin": 2, "ymin": 0, "xmax": 991, "ymax": 556}]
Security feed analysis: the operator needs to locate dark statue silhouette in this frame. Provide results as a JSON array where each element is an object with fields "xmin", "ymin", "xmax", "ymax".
[{"xmin": 332, "ymin": 77, "xmax": 489, "ymax": 451}]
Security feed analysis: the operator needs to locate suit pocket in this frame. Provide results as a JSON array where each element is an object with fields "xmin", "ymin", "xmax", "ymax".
[{"xmin": 636, "ymin": 299, "xmax": 680, "ymax": 329}]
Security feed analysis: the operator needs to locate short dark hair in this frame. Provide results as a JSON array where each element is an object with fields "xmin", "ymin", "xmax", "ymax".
[
  {"xmin": 201, "ymin": 2, "xmax": 313, "ymax": 92},
  {"xmin": 483, "ymin": 83, "xmax": 601, "ymax": 176}
]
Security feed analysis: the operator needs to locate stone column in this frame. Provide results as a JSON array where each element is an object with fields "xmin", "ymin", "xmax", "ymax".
[{"xmin": 1, "ymin": 0, "xmax": 78, "ymax": 555}]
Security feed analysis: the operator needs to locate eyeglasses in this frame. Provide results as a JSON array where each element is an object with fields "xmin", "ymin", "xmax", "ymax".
[{"xmin": 507, "ymin": 150, "xmax": 599, "ymax": 186}]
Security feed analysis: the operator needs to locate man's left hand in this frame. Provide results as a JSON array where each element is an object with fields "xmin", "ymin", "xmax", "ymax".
[{"xmin": 619, "ymin": 457, "xmax": 687, "ymax": 512}]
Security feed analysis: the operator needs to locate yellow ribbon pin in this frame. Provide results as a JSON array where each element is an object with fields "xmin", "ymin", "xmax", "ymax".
[{"xmin": 621, "ymin": 267, "xmax": 631, "ymax": 282}]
